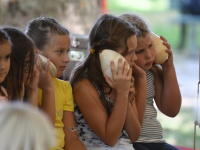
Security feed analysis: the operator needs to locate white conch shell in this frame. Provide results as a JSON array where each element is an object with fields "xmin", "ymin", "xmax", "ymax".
[
  {"xmin": 38, "ymin": 54, "xmax": 57, "ymax": 77},
  {"xmin": 152, "ymin": 33, "xmax": 168, "ymax": 64},
  {"xmin": 99, "ymin": 49, "xmax": 130, "ymax": 80}
]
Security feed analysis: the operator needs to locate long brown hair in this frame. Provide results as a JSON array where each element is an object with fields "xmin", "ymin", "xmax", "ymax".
[
  {"xmin": 70, "ymin": 14, "xmax": 138, "ymax": 115},
  {"xmin": 2, "ymin": 27, "xmax": 35, "ymax": 101}
]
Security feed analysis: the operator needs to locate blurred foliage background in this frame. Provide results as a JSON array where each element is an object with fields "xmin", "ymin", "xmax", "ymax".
[{"xmin": 0, "ymin": 0, "xmax": 200, "ymax": 149}]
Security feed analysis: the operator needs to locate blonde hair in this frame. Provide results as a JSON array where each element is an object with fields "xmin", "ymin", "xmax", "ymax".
[{"xmin": 0, "ymin": 102, "xmax": 55, "ymax": 150}]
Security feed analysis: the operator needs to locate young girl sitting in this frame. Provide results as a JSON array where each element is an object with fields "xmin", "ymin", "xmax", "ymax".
[
  {"xmin": 26, "ymin": 17, "xmax": 86, "ymax": 150},
  {"xmin": 70, "ymin": 14, "xmax": 146, "ymax": 150}
]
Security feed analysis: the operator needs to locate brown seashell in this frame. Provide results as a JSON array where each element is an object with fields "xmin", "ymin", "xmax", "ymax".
[
  {"xmin": 38, "ymin": 54, "xmax": 57, "ymax": 77},
  {"xmin": 152, "ymin": 33, "xmax": 168, "ymax": 64}
]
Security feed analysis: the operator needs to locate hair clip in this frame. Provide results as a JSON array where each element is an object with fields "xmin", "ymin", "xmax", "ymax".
[{"xmin": 90, "ymin": 49, "xmax": 95, "ymax": 54}]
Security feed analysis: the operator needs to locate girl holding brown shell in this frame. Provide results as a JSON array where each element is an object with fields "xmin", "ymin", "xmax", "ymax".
[{"xmin": 120, "ymin": 13, "xmax": 182, "ymax": 150}]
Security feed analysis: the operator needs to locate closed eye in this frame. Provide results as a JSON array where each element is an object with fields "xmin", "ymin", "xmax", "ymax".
[{"xmin": 136, "ymin": 49, "xmax": 144, "ymax": 54}]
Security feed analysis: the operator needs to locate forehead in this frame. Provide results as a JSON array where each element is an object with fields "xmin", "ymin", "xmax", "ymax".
[
  {"xmin": 50, "ymin": 34, "xmax": 70, "ymax": 46},
  {"xmin": 127, "ymin": 35, "xmax": 137, "ymax": 51},
  {"xmin": 136, "ymin": 32, "xmax": 153, "ymax": 50},
  {"xmin": 0, "ymin": 41, "xmax": 11, "ymax": 56}
]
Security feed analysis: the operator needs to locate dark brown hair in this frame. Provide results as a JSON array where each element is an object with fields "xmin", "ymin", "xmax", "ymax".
[
  {"xmin": 70, "ymin": 14, "xmax": 138, "ymax": 115},
  {"xmin": 2, "ymin": 27, "xmax": 35, "ymax": 101}
]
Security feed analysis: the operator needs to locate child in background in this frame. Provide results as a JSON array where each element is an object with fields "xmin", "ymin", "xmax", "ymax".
[
  {"xmin": 69, "ymin": 14, "xmax": 146, "ymax": 150},
  {"xmin": 0, "ymin": 102, "xmax": 55, "ymax": 150},
  {"xmin": 26, "ymin": 17, "xmax": 86, "ymax": 150},
  {"xmin": 0, "ymin": 29, "xmax": 11, "ymax": 102},
  {"xmin": 120, "ymin": 13, "xmax": 182, "ymax": 150},
  {"xmin": 2, "ymin": 27, "xmax": 39, "ymax": 105},
  {"xmin": 2, "ymin": 27, "xmax": 55, "ymax": 123}
]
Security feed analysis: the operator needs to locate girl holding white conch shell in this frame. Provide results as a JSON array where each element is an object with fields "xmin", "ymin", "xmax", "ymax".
[
  {"xmin": 120, "ymin": 13, "xmax": 181, "ymax": 150},
  {"xmin": 70, "ymin": 14, "xmax": 146, "ymax": 150}
]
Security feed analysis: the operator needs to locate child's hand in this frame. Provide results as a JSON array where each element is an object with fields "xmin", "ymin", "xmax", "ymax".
[
  {"xmin": 36, "ymin": 56, "xmax": 54, "ymax": 91},
  {"xmin": 104, "ymin": 58, "xmax": 132, "ymax": 97},
  {"xmin": 26, "ymin": 65, "xmax": 40, "ymax": 90},
  {"xmin": 131, "ymin": 62, "xmax": 146, "ymax": 79}
]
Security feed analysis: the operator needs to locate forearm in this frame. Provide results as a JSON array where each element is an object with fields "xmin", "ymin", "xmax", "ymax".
[
  {"xmin": 63, "ymin": 111, "xmax": 86, "ymax": 150},
  {"xmin": 26, "ymin": 89, "xmax": 38, "ymax": 107},
  {"xmin": 124, "ymin": 102, "xmax": 141, "ymax": 142},
  {"xmin": 162, "ymin": 65, "xmax": 182, "ymax": 116},
  {"xmin": 40, "ymin": 88, "xmax": 56, "ymax": 123},
  {"xmin": 101, "ymin": 94, "xmax": 129, "ymax": 145},
  {"xmin": 65, "ymin": 138, "xmax": 86, "ymax": 150},
  {"xmin": 134, "ymin": 77, "xmax": 146, "ymax": 124}
]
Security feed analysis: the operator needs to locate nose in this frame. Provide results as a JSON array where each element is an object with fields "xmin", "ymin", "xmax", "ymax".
[
  {"xmin": 145, "ymin": 49, "xmax": 152, "ymax": 59},
  {"xmin": 63, "ymin": 52, "xmax": 70, "ymax": 63}
]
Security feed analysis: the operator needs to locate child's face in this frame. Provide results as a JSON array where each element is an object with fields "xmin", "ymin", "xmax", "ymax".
[
  {"xmin": 42, "ymin": 34, "xmax": 70, "ymax": 77},
  {"xmin": 135, "ymin": 32, "xmax": 155, "ymax": 71},
  {"xmin": 0, "ymin": 41, "xmax": 11, "ymax": 83},
  {"xmin": 119, "ymin": 35, "xmax": 137, "ymax": 67}
]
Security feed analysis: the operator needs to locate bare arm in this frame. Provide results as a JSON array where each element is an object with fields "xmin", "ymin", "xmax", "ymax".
[
  {"xmin": 63, "ymin": 111, "xmax": 86, "ymax": 150},
  {"xmin": 36, "ymin": 57, "xmax": 56, "ymax": 123},
  {"xmin": 123, "ymin": 63, "xmax": 146, "ymax": 142},
  {"xmin": 155, "ymin": 37, "xmax": 182, "ymax": 117},
  {"xmin": 74, "ymin": 79, "xmax": 129, "ymax": 146},
  {"xmin": 25, "ymin": 65, "xmax": 39, "ymax": 107},
  {"xmin": 74, "ymin": 59, "xmax": 132, "ymax": 146}
]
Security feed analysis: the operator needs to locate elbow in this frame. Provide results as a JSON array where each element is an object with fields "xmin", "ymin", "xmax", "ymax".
[
  {"xmin": 129, "ymin": 126, "xmax": 141, "ymax": 143},
  {"xmin": 163, "ymin": 107, "xmax": 181, "ymax": 118},
  {"xmin": 104, "ymin": 138, "xmax": 118, "ymax": 147},
  {"xmin": 166, "ymin": 110, "xmax": 180, "ymax": 118}
]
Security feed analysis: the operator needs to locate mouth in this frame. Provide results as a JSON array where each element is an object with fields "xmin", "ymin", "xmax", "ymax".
[
  {"xmin": 145, "ymin": 61, "xmax": 153, "ymax": 66},
  {"xmin": 59, "ymin": 66, "xmax": 66, "ymax": 71}
]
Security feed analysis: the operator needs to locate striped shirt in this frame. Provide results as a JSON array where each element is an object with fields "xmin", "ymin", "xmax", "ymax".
[{"xmin": 136, "ymin": 70, "xmax": 165, "ymax": 143}]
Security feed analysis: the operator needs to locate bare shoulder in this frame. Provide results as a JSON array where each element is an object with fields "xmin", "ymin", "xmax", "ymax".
[
  {"xmin": 73, "ymin": 78, "xmax": 96, "ymax": 94},
  {"xmin": 73, "ymin": 78, "xmax": 104, "ymax": 110}
]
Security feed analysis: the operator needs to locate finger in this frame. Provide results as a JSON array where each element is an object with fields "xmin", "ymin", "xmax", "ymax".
[
  {"xmin": 117, "ymin": 58, "xmax": 123, "ymax": 74},
  {"xmin": 131, "ymin": 76, "xmax": 134, "ymax": 83},
  {"xmin": 36, "ymin": 56, "xmax": 42, "ymax": 71},
  {"xmin": 123, "ymin": 61, "xmax": 129, "ymax": 75},
  {"xmin": 127, "ymin": 67, "xmax": 132, "ymax": 78},
  {"xmin": 110, "ymin": 61, "xmax": 116, "ymax": 79},
  {"xmin": 163, "ymin": 41, "xmax": 171, "ymax": 49},
  {"xmin": 160, "ymin": 35, "xmax": 167, "ymax": 42}
]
